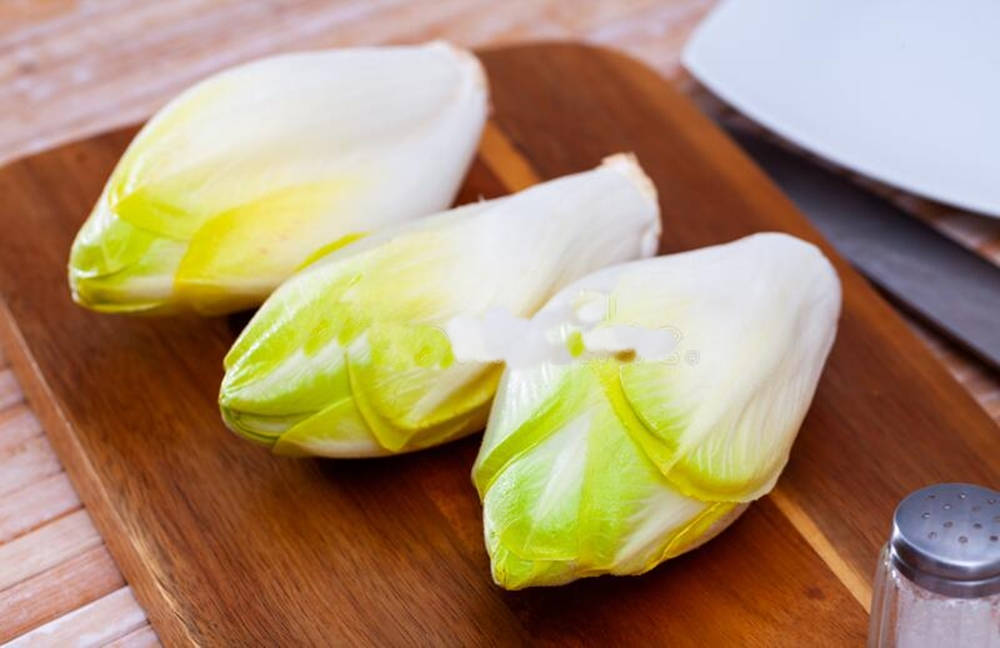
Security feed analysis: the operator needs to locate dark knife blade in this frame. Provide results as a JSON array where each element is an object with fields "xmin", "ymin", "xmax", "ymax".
[{"xmin": 726, "ymin": 128, "xmax": 1000, "ymax": 371}]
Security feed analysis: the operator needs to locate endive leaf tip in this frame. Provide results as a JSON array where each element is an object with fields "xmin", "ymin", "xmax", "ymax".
[
  {"xmin": 600, "ymin": 153, "xmax": 658, "ymax": 205},
  {"xmin": 600, "ymin": 153, "xmax": 661, "ymax": 256},
  {"xmin": 748, "ymin": 231, "xmax": 836, "ymax": 267},
  {"xmin": 67, "ymin": 274, "xmax": 174, "ymax": 316},
  {"xmin": 427, "ymin": 39, "xmax": 483, "ymax": 67},
  {"xmin": 423, "ymin": 40, "xmax": 490, "ymax": 108},
  {"xmin": 764, "ymin": 231, "xmax": 842, "ymax": 311},
  {"xmin": 735, "ymin": 231, "xmax": 842, "ymax": 311},
  {"xmin": 68, "ymin": 278, "xmax": 103, "ymax": 312},
  {"xmin": 218, "ymin": 403, "xmax": 279, "ymax": 448}
]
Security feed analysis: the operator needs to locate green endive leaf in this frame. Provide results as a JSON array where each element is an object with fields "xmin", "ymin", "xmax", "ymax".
[
  {"xmin": 220, "ymin": 154, "xmax": 661, "ymax": 456},
  {"xmin": 475, "ymin": 361, "xmax": 739, "ymax": 589},
  {"xmin": 68, "ymin": 41, "xmax": 488, "ymax": 315},
  {"xmin": 472, "ymin": 233, "xmax": 840, "ymax": 588}
]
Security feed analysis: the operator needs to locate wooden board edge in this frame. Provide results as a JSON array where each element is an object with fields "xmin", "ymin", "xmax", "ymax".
[{"xmin": 0, "ymin": 298, "xmax": 191, "ymax": 647}]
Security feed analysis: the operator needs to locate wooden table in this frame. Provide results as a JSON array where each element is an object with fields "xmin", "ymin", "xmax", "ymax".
[{"xmin": 1, "ymin": 2, "xmax": 997, "ymax": 645}]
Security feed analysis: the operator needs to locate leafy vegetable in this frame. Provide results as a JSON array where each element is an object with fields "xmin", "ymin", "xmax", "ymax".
[
  {"xmin": 69, "ymin": 42, "xmax": 488, "ymax": 314},
  {"xmin": 472, "ymin": 233, "xmax": 841, "ymax": 588},
  {"xmin": 220, "ymin": 154, "xmax": 661, "ymax": 457}
]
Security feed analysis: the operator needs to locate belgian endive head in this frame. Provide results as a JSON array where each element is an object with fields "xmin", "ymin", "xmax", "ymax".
[
  {"xmin": 472, "ymin": 233, "xmax": 841, "ymax": 589},
  {"xmin": 219, "ymin": 155, "xmax": 661, "ymax": 457},
  {"xmin": 68, "ymin": 42, "xmax": 488, "ymax": 315}
]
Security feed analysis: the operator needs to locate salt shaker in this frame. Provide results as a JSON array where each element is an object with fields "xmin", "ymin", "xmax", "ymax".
[{"xmin": 869, "ymin": 483, "xmax": 1000, "ymax": 647}]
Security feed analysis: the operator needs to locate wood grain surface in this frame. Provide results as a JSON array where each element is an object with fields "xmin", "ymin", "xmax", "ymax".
[
  {"xmin": 2, "ymin": 4, "xmax": 999, "ymax": 643},
  {"xmin": 1, "ymin": 42, "xmax": 996, "ymax": 645},
  {"xmin": 0, "ymin": 0, "xmax": 712, "ymax": 168},
  {"xmin": 0, "ymin": 344, "xmax": 149, "ymax": 644}
]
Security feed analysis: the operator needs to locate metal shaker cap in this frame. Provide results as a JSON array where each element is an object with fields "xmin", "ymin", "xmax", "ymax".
[{"xmin": 889, "ymin": 483, "xmax": 1000, "ymax": 598}]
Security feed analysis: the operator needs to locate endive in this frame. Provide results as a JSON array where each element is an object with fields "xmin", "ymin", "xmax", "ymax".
[
  {"xmin": 219, "ymin": 154, "xmax": 660, "ymax": 456},
  {"xmin": 472, "ymin": 233, "xmax": 841, "ymax": 589},
  {"xmin": 68, "ymin": 42, "xmax": 488, "ymax": 315}
]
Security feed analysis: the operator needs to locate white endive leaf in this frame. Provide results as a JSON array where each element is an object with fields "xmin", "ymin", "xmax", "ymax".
[
  {"xmin": 68, "ymin": 41, "xmax": 488, "ymax": 314},
  {"xmin": 219, "ymin": 154, "xmax": 661, "ymax": 457},
  {"xmin": 472, "ymin": 233, "xmax": 841, "ymax": 588}
]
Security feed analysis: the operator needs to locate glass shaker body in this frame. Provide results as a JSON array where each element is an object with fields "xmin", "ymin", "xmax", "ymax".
[{"xmin": 868, "ymin": 483, "xmax": 1000, "ymax": 648}]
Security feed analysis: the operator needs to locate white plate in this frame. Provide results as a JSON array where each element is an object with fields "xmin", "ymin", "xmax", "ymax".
[{"xmin": 682, "ymin": 0, "xmax": 1000, "ymax": 218}]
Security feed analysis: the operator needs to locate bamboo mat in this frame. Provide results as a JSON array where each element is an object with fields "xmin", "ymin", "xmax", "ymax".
[{"xmin": 1, "ymin": 1, "xmax": 997, "ymax": 645}]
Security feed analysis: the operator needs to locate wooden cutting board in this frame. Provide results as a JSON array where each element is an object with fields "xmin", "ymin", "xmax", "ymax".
[{"xmin": 0, "ymin": 43, "xmax": 996, "ymax": 646}]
